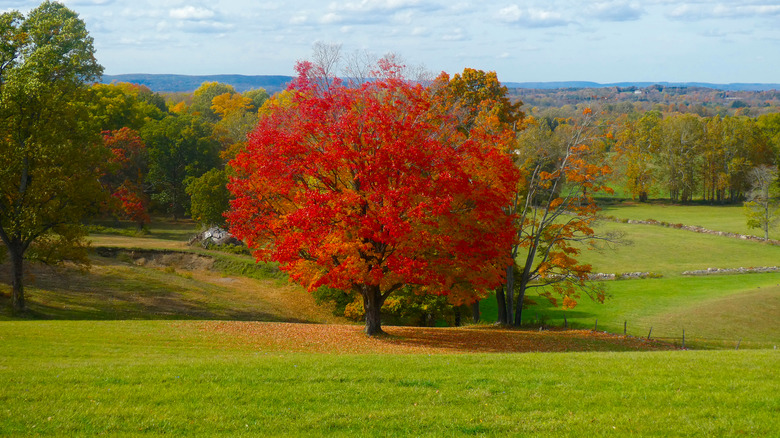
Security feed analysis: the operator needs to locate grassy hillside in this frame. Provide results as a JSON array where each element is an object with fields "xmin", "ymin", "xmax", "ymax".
[
  {"xmin": 578, "ymin": 220, "xmax": 780, "ymax": 276},
  {"xmin": 0, "ymin": 219, "xmax": 342, "ymax": 323},
  {"xmin": 600, "ymin": 201, "xmax": 780, "ymax": 241},
  {"xmin": 0, "ymin": 210, "xmax": 777, "ymax": 435},
  {"xmin": 0, "ymin": 321, "xmax": 776, "ymax": 436},
  {"xmin": 3, "ymin": 210, "xmax": 778, "ymax": 348},
  {"xmin": 480, "ymin": 203, "xmax": 780, "ymax": 348}
]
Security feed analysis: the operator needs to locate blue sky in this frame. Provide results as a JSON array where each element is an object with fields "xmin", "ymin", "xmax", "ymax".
[{"xmin": 4, "ymin": 0, "xmax": 779, "ymax": 83}]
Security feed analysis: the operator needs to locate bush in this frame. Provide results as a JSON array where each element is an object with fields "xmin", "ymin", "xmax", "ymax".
[{"xmin": 312, "ymin": 286, "xmax": 356, "ymax": 318}]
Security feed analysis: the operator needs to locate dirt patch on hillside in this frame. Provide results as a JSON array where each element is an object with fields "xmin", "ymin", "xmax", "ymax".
[
  {"xmin": 95, "ymin": 247, "xmax": 214, "ymax": 271},
  {"xmin": 203, "ymin": 321, "xmax": 678, "ymax": 354}
]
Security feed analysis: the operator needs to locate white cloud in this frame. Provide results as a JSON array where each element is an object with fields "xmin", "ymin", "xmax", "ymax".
[
  {"xmin": 587, "ymin": 1, "xmax": 643, "ymax": 21},
  {"xmin": 289, "ymin": 14, "xmax": 308, "ymax": 25},
  {"xmin": 331, "ymin": 0, "xmax": 427, "ymax": 13},
  {"xmin": 497, "ymin": 5, "xmax": 569, "ymax": 27},
  {"xmin": 411, "ymin": 26, "xmax": 428, "ymax": 36},
  {"xmin": 320, "ymin": 12, "xmax": 343, "ymax": 24},
  {"xmin": 169, "ymin": 6, "xmax": 215, "ymax": 20},
  {"xmin": 668, "ymin": 3, "xmax": 780, "ymax": 20},
  {"xmin": 121, "ymin": 7, "xmax": 164, "ymax": 19},
  {"xmin": 177, "ymin": 20, "xmax": 233, "ymax": 34},
  {"xmin": 441, "ymin": 27, "xmax": 467, "ymax": 41},
  {"xmin": 65, "ymin": 0, "xmax": 115, "ymax": 5}
]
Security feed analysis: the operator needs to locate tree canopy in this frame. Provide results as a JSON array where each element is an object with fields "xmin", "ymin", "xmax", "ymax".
[
  {"xmin": 0, "ymin": 1, "xmax": 104, "ymax": 312},
  {"xmin": 227, "ymin": 61, "xmax": 519, "ymax": 335}
]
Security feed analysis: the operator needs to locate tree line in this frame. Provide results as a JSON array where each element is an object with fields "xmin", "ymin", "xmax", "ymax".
[{"xmin": 613, "ymin": 111, "xmax": 779, "ymax": 203}]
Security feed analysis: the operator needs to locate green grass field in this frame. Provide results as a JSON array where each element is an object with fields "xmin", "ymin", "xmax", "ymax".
[
  {"xmin": 579, "ymin": 220, "xmax": 780, "ymax": 277},
  {"xmin": 482, "ymin": 274, "xmax": 780, "ymax": 349},
  {"xmin": 600, "ymin": 201, "xmax": 780, "ymax": 241},
  {"xmin": 0, "ymin": 321, "xmax": 776, "ymax": 436},
  {"xmin": 480, "ymin": 203, "xmax": 780, "ymax": 349},
  {"xmin": 1, "ymin": 211, "xmax": 778, "ymax": 435}
]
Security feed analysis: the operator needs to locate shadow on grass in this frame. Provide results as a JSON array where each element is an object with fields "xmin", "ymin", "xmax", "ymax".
[
  {"xmin": 0, "ymin": 259, "xmax": 313, "ymax": 323},
  {"xmin": 375, "ymin": 325, "xmax": 674, "ymax": 353}
]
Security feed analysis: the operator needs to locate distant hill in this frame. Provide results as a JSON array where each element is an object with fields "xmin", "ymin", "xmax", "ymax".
[
  {"xmin": 504, "ymin": 81, "xmax": 780, "ymax": 91},
  {"xmin": 101, "ymin": 74, "xmax": 779, "ymax": 93},
  {"xmin": 101, "ymin": 74, "xmax": 294, "ymax": 93}
]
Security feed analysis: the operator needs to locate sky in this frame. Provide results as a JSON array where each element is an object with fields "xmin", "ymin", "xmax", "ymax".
[{"xmin": 3, "ymin": 0, "xmax": 779, "ymax": 83}]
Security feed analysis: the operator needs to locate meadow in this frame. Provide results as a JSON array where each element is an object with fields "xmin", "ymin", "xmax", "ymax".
[
  {"xmin": 0, "ymin": 204, "xmax": 778, "ymax": 435},
  {"xmin": 0, "ymin": 321, "xmax": 776, "ymax": 436},
  {"xmin": 483, "ymin": 200, "xmax": 780, "ymax": 349}
]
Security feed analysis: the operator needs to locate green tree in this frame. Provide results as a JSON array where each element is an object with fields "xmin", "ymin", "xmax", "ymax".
[
  {"xmin": 659, "ymin": 114, "xmax": 704, "ymax": 202},
  {"xmin": 190, "ymin": 82, "xmax": 236, "ymax": 123},
  {"xmin": 243, "ymin": 88, "xmax": 269, "ymax": 111},
  {"xmin": 142, "ymin": 114, "xmax": 220, "ymax": 219},
  {"xmin": 89, "ymin": 82, "xmax": 165, "ymax": 131},
  {"xmin": 0, "ymin": 1, "xmax": 105, "ymax": 312},
  {"xmin": 615, "ymin": 111, "xmax": 662, "ymax": 202},
  {"xmin": 186, "ymin": 168, "xmax": 230, "ymax": 227}
]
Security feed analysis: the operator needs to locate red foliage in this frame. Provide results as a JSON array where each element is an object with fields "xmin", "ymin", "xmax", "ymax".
[
  {"xmin": 102, "ymin": 128, "xmax": 149, "ymax": 225},
  {"xmin": 111, "ymin": 183, "xmax": 150, "ymax": 225},
  {"xmin": 227, "ymin": 64, "xmax": 519, "ymax": 329}
]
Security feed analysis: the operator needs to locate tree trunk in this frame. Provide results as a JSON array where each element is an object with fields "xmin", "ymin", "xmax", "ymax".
[
  {"xmin": 504, "ymin": 264, "xmax": 514, "ymax": 324},
  {"xmin": 514, "ymin": 278, "xmax": 528, "ymax": 327},
  {"xmin": 764, "ymin": 202, "xmax": 770, "ymax": 241},
  {"xmin": 471, "ymin": 301, "xmax": 480, "ymax": 323},
  {"xmin": 514, "ymin": 268, "xmax": 533, "ymax": 326},
  {"xmin": 10, "ymin": 245, "xmax": 25, "ymax": 313},
  {"xmin": 495, "ymin": 285, "xmax": 507, "ymax": 324},
  {"xmin": 361, "ymin": 284, "xmax": 385, "ymax": 336}
]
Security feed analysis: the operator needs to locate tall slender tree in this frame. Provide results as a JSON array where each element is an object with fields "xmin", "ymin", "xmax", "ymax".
[
  {"xmin": 509, "ymin": 110, "xmax": 614, "ymax": 326},
  {"xmin": 0, "ymin": 1, "xmax": 104, "ymax": 312}
]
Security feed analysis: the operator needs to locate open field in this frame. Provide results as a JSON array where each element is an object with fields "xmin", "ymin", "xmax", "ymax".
[
  {"xmin": 578, "ymin": 220, "xmax": 780, "ymax": 277},
  {"xmin": 482, "ymin": 204, "xmax": 780, "ymax": 349},
  {"xmin": 3, "ymin": 210, "xmax": 779, "ymax": 350},
  {"xmin": 0, "ymin": 253, "xmax": 339, "ymax": 324},
  {"xmin": 0, "ymin": 321, "xmax": 776, "ymax": 436},
  {"xmin": 482, "ymin": 274, "xmax": 780, "ymax": 349},
  {"xmin": 600, "ymin": 201, "xmax": 780, "ymax": 241}
]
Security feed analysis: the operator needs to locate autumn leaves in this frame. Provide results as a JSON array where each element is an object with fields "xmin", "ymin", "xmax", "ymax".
[{"xmin": 226, "ymin": 59, "xmax": 598, "ymax": 335}]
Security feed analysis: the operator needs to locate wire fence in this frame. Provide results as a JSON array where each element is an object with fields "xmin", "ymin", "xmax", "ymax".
[{"xmin": 522, "ymin": 314, "xmax": 776, "ymax": 350}]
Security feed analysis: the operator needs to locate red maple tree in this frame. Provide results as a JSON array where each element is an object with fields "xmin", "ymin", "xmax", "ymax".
[{"xmin": 227, "ymin": 61, "xmax": 519, "ymax": 335}]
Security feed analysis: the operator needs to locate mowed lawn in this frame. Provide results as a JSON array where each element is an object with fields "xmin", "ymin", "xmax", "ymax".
[{"xmin": 0, "ymin": 321, "xmax": 777, "ymax": 436}]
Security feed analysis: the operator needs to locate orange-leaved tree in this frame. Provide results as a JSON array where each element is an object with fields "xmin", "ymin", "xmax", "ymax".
[
  {"xmin": 430, "ymin": 68, "xmax": 525, "ymax": 322},
  {"xmin": 508, "ymin": 109, "xmax": 614, "ymax": 326},
  {"xmin": 227, "ymin": 60, "xmax": 519, "ymax": 335}
]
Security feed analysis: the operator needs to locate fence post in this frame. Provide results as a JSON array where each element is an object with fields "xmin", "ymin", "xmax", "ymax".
[
  {"xmin": 624, "ymin": 320, "xmax": 627, "ymax": 336},
  {"xmin": 682, "ymin": 328, "xmax": 685, "ymax": 349},
  {"xmin": 594, "ymin": 319, "xmax": 598, "ymax": 331}
]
